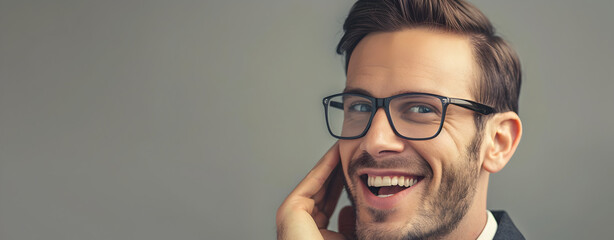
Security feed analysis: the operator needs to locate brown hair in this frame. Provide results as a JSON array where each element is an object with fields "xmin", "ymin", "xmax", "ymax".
[{"xmin": 337, "ymin": 0, "xmax": 522, "ymax": 114}]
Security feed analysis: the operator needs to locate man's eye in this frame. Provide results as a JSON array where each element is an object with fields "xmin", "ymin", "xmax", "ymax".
[
  {"xmin": 349, "ymin": 103, "xmax": 372, "ymax": 112},
  {"xmin": 408, "ymin": 105, "xmax": 433, "ymax": 113}
]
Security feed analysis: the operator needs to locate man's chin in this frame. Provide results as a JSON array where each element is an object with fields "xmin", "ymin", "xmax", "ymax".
[
  {"xmin": 354, "ymin": 211, "xmax": 444, "ymax": 240},
  {"xmin": 347, "ymin": 180, "xmax": 449, "ymax": 240},
  {"xmin": 350, "ymin": 197, "xmax": 423, "ymax": 239},
  {"xmin": 354, "ymin": 202, "xmax": 419, "ymax": 224},
  {"xmin": 343, "ymin": 175, "xmax": 429, "ymax": 238},
  {"xmin": 354, "ymin": 216, "xmax": 413, "ymax": 240}
]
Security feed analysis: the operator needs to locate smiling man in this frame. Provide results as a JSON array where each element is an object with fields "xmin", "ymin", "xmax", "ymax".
[{"xmin": 277, "ymin": 0, "xmax": 524, "ymax": 239}]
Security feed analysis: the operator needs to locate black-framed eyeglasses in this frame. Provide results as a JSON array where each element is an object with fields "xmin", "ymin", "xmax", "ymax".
[{"xmin": 322, "ymin": 92, "xmax": 496, "ymax": 140}]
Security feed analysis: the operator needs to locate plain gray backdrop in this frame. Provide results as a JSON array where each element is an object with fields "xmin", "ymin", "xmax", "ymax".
[{"xmin": 1, "ymin": 0, "xmax": 613, "ymax": 239}]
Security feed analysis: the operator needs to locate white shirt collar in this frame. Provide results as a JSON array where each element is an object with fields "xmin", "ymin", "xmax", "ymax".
[{"xmin": 476, "ymin": 210, "xmax": 498, "ymax": 240}]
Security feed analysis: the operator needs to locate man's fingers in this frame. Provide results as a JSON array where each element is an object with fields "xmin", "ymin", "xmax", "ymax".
[
  {"xmin": 338, "ymin": 206, "xmax": 356, "ymax": 240},
  {"xmin": 313, "ymin": 162, "xmax": 344, "ymax": 229},
  {"xmin": 320, "ymin": 163, "xmax": 345, "ymax": 218},
  {"xmin": 277, "ymin": 142, "xmax": 345, "ymax": 239},
  {"xmin": 320, "ymin": 229, "xmax": 348, "ymax": 240},
  {"xmin": 291, "ymin": 142, "xmax": 341, "ymax": 198}
]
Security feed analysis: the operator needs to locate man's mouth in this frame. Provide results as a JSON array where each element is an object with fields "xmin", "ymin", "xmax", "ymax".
[{"xmin": 360, "ymin": 174, "xmax": 423, "ymax": 198}]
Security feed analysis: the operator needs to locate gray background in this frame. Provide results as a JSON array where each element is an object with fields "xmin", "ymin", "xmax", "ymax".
[{"xmin": 1, "ymin": 0, "xmax": 612, "ymax": 239}]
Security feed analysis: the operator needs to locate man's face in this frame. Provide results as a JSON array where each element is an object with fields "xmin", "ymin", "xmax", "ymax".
[{"xmin": 340, "ymin": 28, "xmax": 485, "ymax": 239}]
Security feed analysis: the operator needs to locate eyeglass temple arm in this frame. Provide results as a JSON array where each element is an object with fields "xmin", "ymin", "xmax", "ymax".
[
  {"xmin": 449, "ymin": 98, "xmax": 496, "ymax": 115},
  {"xmin": 330, "ymin": 101, "xmax": 344, "ymax": 110}
]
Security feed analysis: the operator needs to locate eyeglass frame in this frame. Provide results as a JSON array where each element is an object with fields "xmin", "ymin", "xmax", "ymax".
[{"xmin": 322, "ymin": 92, "xmax": 497, "ymax": 140}]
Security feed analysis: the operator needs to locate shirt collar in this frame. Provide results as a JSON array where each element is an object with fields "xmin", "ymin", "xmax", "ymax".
[{"xmin": 476, "ymin": 210, "xmax": 498, "ymax": 240}]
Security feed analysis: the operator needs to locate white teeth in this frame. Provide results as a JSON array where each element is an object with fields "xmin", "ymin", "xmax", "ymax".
[
  {"xmin": 377, "ymin": 194, "xmax": 394, "ymax": 198},
  {"xmin": 382, "ymin": 176, "xmax": 391, "ymax": 186},
  {"xmin": 367, "ymin": 175, "xmax": 419, "ymax": 187},
  {"xmin": 374, "ymin": 176, "xmax": 383, "ymax": 186}
]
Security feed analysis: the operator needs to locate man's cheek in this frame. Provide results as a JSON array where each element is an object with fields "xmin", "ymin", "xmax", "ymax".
[
  {"xmin": 342, "ymin": 163, "xmax": 357, "ymax": 195},
  {"xmin": 338, "ymin": 142, "xmax": 353, "ymax": 158},
  {"xmin": 339, "ymin": 145, "xmax": 353, "ymax": 173},
  {"xmin": 339, "ymin": 141, "xmax": 360, "ymax": 164}
]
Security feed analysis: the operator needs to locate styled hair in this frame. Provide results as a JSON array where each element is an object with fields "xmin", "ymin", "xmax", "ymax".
[{"xmin": 337, "ymin": 0, "xmax": 522, "ymax": 114}]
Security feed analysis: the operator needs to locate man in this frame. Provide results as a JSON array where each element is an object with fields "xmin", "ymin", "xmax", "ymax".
[{"xmin": 277, "ymin": 0, "xmax": 524, "ymax": 239}]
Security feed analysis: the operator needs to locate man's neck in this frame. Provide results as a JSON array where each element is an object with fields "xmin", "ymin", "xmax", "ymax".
[{"xmin": 442, "ymin": 172, "xmax": 491, "ymax": 240}]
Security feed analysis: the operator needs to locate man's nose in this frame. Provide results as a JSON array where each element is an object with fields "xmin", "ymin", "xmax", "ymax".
[{"xmin": 360, "ymin": 108, "xmax": 405, "ymax": 157}]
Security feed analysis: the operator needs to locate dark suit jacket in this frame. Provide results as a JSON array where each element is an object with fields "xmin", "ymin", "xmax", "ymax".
[{"xmin": 492, "ymin": 210, "xmax": 525, "ymax": 240}]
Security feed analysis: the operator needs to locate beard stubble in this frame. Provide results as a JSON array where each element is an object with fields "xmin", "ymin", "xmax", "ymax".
[{"xmin": 343, "ymin": 133, "xmax": 483, "ymax": 240}]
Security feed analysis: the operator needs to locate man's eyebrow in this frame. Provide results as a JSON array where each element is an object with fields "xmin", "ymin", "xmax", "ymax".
[
  {"xmin": 342, "ymin": 88, "xmax": 373, "ymax": 96},
  {"xmin": 342, "ymin": 88, "xmax": 433, "ymax": 97}
]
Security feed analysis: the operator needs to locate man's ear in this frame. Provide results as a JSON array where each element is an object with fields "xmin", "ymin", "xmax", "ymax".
[{"xmin": 482, "ymin": 111, "xmax": 522, "ymax": 173}]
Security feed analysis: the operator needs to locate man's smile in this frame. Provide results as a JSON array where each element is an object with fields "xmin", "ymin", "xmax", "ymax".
[
  {"xmin": 364, "ymin": 174, "xmax": 423, "ymax": 196},
  {"xmin": 354, "ymin": 169, "xmax": 427, "ymax": 210}
]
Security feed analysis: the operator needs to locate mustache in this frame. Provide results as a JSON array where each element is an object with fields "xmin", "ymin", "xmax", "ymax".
[{"xmin": 347, "ymin": 151, "xmax": 432, "ymax": 178}]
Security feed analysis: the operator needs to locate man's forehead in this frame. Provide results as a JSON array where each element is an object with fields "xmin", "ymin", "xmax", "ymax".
[{"xmin": 346, "ymin": 28, "xmax": 477, "ymax": 99}]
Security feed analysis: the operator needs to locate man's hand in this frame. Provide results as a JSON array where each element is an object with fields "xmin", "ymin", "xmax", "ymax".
[{"xmin": 276, "ymin": 143, "xmax": 356, "ymax": 240}]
